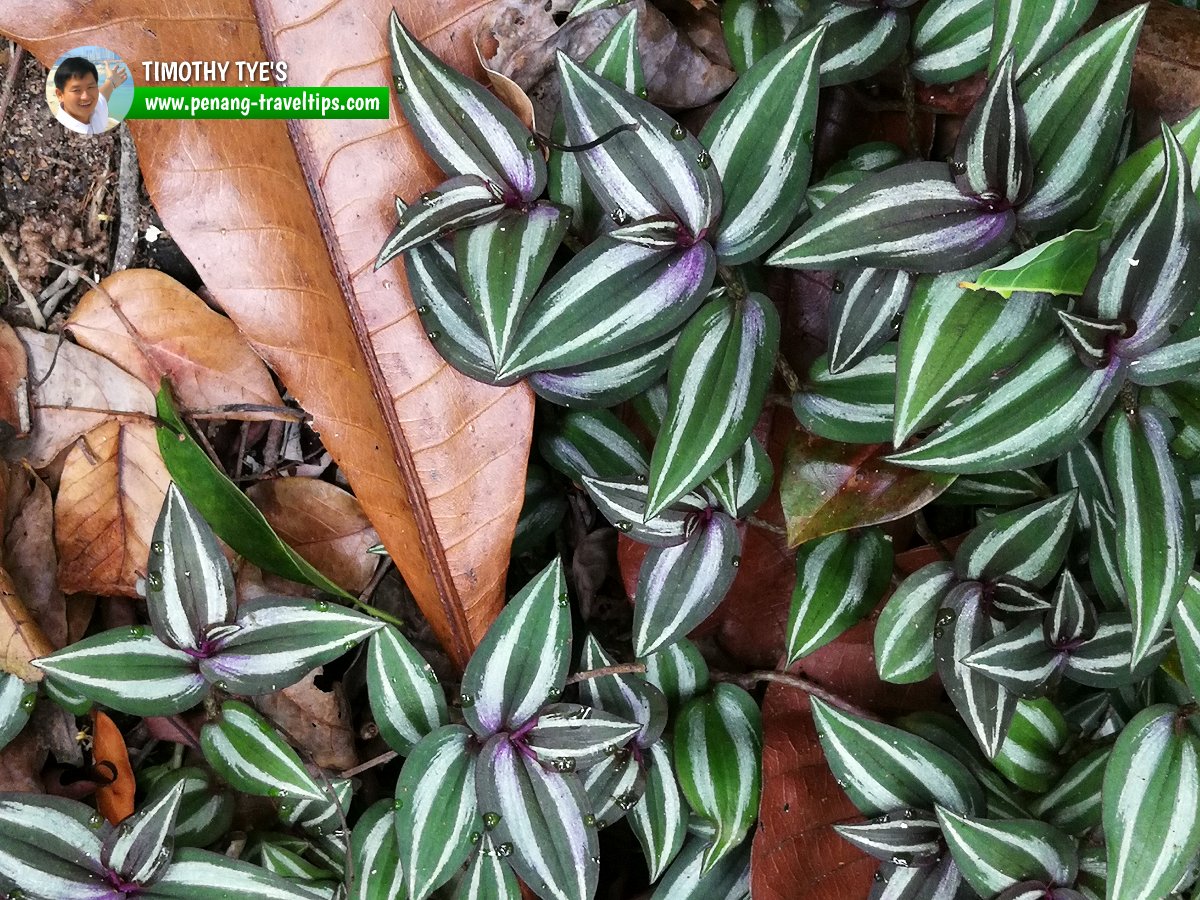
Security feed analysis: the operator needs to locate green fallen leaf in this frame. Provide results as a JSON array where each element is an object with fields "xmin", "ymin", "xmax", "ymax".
[{"xmin": 960, "ymin": 223, "xmax": 1110, "ymax": 299}]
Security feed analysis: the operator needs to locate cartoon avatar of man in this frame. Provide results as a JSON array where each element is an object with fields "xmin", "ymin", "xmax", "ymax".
[{"xmin": 53, "ymin": 57, "xmax": 128, "ymax": 136}]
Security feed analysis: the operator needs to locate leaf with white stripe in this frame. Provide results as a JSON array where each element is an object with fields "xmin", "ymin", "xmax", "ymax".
[
  {"xmin": 874, "ymin": 562, "xmax": 956, "ymax": 684},
  {"xmin": 721, "ymin": 0, "xmax": 804, "ymax": 73},
  {"xmin": 349, "ymin": 799, "xmax": 404, "ymax": 900},
  {"xmin": 475, "ymin": 733, "xmax": 598, "ymax": 900},
  {"xmin": 887, "ymin": 336, "xmax": 1126, "ymax": 474},
  {"xmin": 1102, "ymin": 704, "xmax": 1200, "ymax": 900},
  {"xmin": 646, "ymin": 292, "xmax": 779, "ymax": 518},
  {"xmin": 395, "ymin": 725, "xmax": 479, "ymax": 900},
  {"xmin": 0, "ymin": 795, "xmax": 111, "ymax": 900},
  {"xmin": 529, "ymin": 332, "xmax": 678, "ymax": 409},
  {"xmin": 815, "ymin": 2, "xmax": 908, "ymax": 86},
  {"xmin": 768, "ymin": 162, "xmax": 1015, "ymax": 273},
  {"xmin": 937, "ymin": 468, "xmax": 1051, "ymax": 507},
  {"xmin": 1128, "ymin": 329, "xmax": 1200, "ymax": 387},
  {"xmin": 870, "ymin": 855, "xmax": 970, "ymax": 900},
  {"xmin": 524, "ymin": 703, "xmax": 641, "ymax": 771},
  {"xmin": 278, "ymin": 778, "xmax": 353, "ymax": 837},
  {"xmin": 650, "ymin": 832, "xmax": 751, "ymax": 900},
  {"xmin": 1063, "ymin": 612, "xmax": 1164, "ymax": 687},
  {"xmin": 366, "ymin": 624, "xmax": 447, "ymax": 756},
  {"xmin": 140, "ymin": 766, "xmax": 233, "ymax": 850},
  {"xmin": 199, "ymin": 700, "xmax": 324, "ymax": 803},
  {"xmin": 102, "ymin": 780, "xmax": 184, "ymax": 888},
  {"xmin": 582, "ymin": 745, "xmax": 646, "ymax": 827},
  {"xmin": 702, "ymin": 435, "xmax": 772, "ymax": 520},
  {"xmin": 32, "ymin": 627, "xmax": 207, "ymax": 717},
  {"xmin": 582, "ymin": 475, "xmax": 708, "ymax": 547},
  {"xmin": 387, "ymin": 12, "xmax": 543, "ymax": 200},
  {"xmin": 579, "ymin": 634, "xmax": 666, "ymax": 748},
  {"xmin": 827, "ymin": 268, "xmax": 914, "ymax": 374},
  {"xmin": 952, "ymin": 53, "xmax": 1030, "ymax": 206},
  {"xmin": 500, "ymin": 238, "xmax": 714, "ymax": 379},
  {"xmin": 148, "ymin": 483, "xmax": 235, "ymax": 653},
  {"xmin": 834, "ymin": 808, "xmax": 943, "ymax": 867},
  {"xmin": 641, "ymin": 639, "xmax": 710, "ymax": 708},
  {"xmin": 786, "ymin": 527, "xmax": 893, "ymax": 664},
  {"xmin": 0, "ymin": 674, "xmax": 34, "ymax": 751},
  {"xmin": 936, "ymin": 808, "xmax": 1077, "ymax": 897},
  {"xmin": 256, "ymin": 843, "xmax": 332, "ymax": 882},
  {"xmin": 451, "ymin": 836, "xmax": 520, "ymax": 900},
  {"xmin": 632, "ymin": 509, "xmax": 741, "ymax": 657},
  {"xmin": 540, "ymin": 409, "xmax": 649, "ymax": 484},
  {"xmin": 794, "ymin": 344, "xmax": 896, "ymax": 444},
  {"xmin": 954, "ymin": 492, "xmax": 1076, "ymax": 588},
  {"xmin": 460, "ymin": 558, "xmax": 571, "ymax": 736},
  {"xmin": 811, "ymin": 697, "xmax": 985, "ymax": 817},
  {"xmin": 377, "ymin": 175, "xmax": 506, "ymax": 264},
  {"xmin": 961, "ymin": 618, "xmax": 1060, "ymax": 696},
  {"xmin": 1057, "ymin": 437, "xmax": 1113, "ymax": 530},
  {"xmin": 629, "ymin": 740, "xmax": 688, "ymax": 881},
  {"xmin": 700, "ymin": 26, "xmax": 824, "ymax": 264},
  {"xmin": 137, "ymin": 848, "xmax": 330, "ymax": 900},
  {"xmin": 674, "ymin": 684, "xmax": 761, "ymax": 874},
  {"xmin": 1016, "ymin": 7, "xmax": 1144, "ymax": 232},
  {"xmin": 1104, "ymin": 406, "xmax": 1196, "ymax": 667},
  {"xmin": 1172, "ymin": 572, "xmax": 1200, "ymax": 699},
  {"xmin": 993, "ymin": 698, "xmax": 1068, "ymax": 793},
  {"xmin": 910, "ymin": 0, "xmax": 991, "ymax": 84},
  {"xmin": 1028, "ymin": 746, "xmax": 1109, "ymax": 837},
  {"xmin": 1087, "ymin": 502, "xmax": 1125, "ymax": 611},
  {"xmin": 513, "ymin": 468, "xmax": 567, "ymax": 559},
  {"xmin": 1045, "ymin": 569, "xmax": 1097, "ymax": 646},
  {"xmin": 200, "ymin": 597, "xmax": 382, "ymax": 696},
  {"xmin": 990, "ymin": 0, "xmax": 1098, "ymax": 80}
]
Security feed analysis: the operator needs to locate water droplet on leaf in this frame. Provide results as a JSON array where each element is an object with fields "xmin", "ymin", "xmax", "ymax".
[
  {"xmin": 151, "ymin": 541, "xmax": 165, "ymax": 554},
  {"xmin": 394, "ymin": 77, "xmax": 406, "ymax": 93},
  {"xmin": 496, "ymin": 842, "xmax": 513, "ymax": 858},
  {"xmin": 460, "ymin": 693, "xmax": 475, "ymax": 708},
  {"xmin": 147, "ymin": 572, "xmax": 163, "ymax": 591},
  {"xmin": 484, "ymin": 811, "xmax": 502, "ymax": 829},
  {"xmin": 670, "ymin": 124, "xmax": 686, "ymax": 140},
  {"xmin": 696, "ymin": 150, "xmax": 711, "ymax": 169}
]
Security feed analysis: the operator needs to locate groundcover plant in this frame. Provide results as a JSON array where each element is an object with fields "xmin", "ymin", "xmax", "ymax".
[{"xmin": 1, "ymin": 0, "xmax": 1200, "ymax": 898}]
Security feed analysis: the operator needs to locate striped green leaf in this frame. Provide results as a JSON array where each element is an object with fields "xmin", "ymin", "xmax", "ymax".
[
  {"xmin": 641, "ymin": 639, "xmax": 710, "ymax": 708},
  {"xmin": 387, "ymin": 12, "xmax": 543, "ymax": 200},
  {"xmin": 785, "ymin": 527, "xmax": 893, "ymax": 664},
  {"xmin": 1058, "ymin": 437, "xmax": 1113, "ymax": 529},
  {"xmin": 991, "ymin": 580, "xmax": 1052, "ymax": 616},
  {"xmin": 937, "ymin": 468, "xmax": 1051, "ymax": 507},
  {"xmin": 0, "ymin": 795, "xmax": 110, "ymax": 900},
  {"xmin": 256, "ymin": 842, "xmax": 332, "ymax": 882},
  {"xmin": 953, "ymin": 54, "xmax": 1030, "ymax": 204},
  {"xmin": 1104, "ymin": 407, "xmax": 1196, "ymax": 667},
  {"xmin": 954, "ymin": 492, "xmax": 1076, "ymax": 588},
  {"xmin": 1017, "ymin": 6, "xmax": 1143, "ymax": 231},
  {"xmin": 460, "ymin": 558, "xmax": 570, "ymax": 736},
  {"xmin": 1057, "ymin": 310, "xmax": 1130, "ymax": 368},
  {"xmin": 1029, "ymin": 746, "xmax": 1109, "ymax": 836},
  {"xmin": 894, "ymin": 268, "xmax": 1056, "ymax": 444},
  {"xmin": 910, "ymin": 0, "xmax": 992, "ymax": 84},
  {"xmin": 646, "ymin": 292, "xmax": 779, "ymax": 518},
  {"xmin": 834, "ymin": 809, "xmax": 943, "ymax": 866},
  {"xmin": 366, "ymin": 624, "xmax": 448, "ymax": 756},
  {"xmin": 674, "ymin": 684, "xmax": 761, "ymax": 874},
  {"xmin": 557, "ymin": 52, "xmax": 721, "ymax": 240},
  {"xmin": 649, "ymin": 832, "xmax": 751, "ymax": 900},
  {"xmin": 141, "ymin": 766, "xmax": 234, "ymax": 850},
  {"xmin": 579, "ymin": 634, "xmax": 666, "ymax": 748},
  {"xmin": 991, "ymin": 0, "xmax": 1099, "ymax": 79},
  {"xmin": 806, "ymin": 167, "xmax": 867, "ymax": 213},
  {"xmin": 793, "ymin": 344, "xmax": 896, "ymax": 444},
  {"xmin": 936, "ymin": 808, "xmax": 1077, "ymax": 897},
  {"xmin": 452, "ymin": 836, "xmax": 520, "ymax": 900},
  {"xmin": 349, "ymin": 800, "xmax": 404, "ymax": 900},
  {"xmin": 887, "ymin": 336, "xmax": 1126, "ymax": 474},
  {"xmin": 700, "ymin": 26, "xmax": 824, "ymax": 264},
  {"xmin": 540, "ymin": 409, "xmax": 649, "ymax": 484},
  {"xmin": 934, "ymin": 581, "xmax": 1017, "ymax": 758},
  {"xmin": 837, "ymin": 140, "xmax": 907, "ymax": 175},
  {"xmin": 102, "ymin": 781, "xmax": 184, "ymax": 887},
  {"xmin": 875, "ymin": 562, "xmax": 956, "ymax": 684},
  {"xmin": 1172, "ymin": 572, "xmax": 1200, "ymax": 698},
  {"xmin": 816, "ymin": 2, "xmax": 908, "ymax": 86},
  {"xmin": 721, "ymin": 0, "xmax": 803, "ymax": 73},
  {"xmin": 582, "ymin": 745, "xmax": 645, "ymax": 827},
  {"xmin": 1103, "ymin": 704, "xmax": 1200, "ymax": 900},
  {"xmin": 827, "ymin": 268, "xmax": 913, "ymax": 374},
  {"xmin": 1128, "ymin": 329, "xmax": 1200, "ymax": 387},
  {"xmin": 475, "ymin": 733, "xmax": 598, "ymax": 900},
  {"xmin": 632, "ymin": 380, "xmax": 669, "ymax": 439},
  {"xmin": 1046, "ymin": 569, "xmax": 1098, "ymax": 646},
  {"xmin": 138, "ymin": 848, "xmax": 330, "ymax": 900},
  {"xmin": 961, "ymin": 223, "xmax": 1108, "ymax": 299},
  {"xmin": 702, "ymin": 435, "xmax": 772, "ymax": 520},
  {"xmin": 199, "ymin": 700, "xmax": 325, "ymax": 803},
  {"xmin": 993, "ymin": 698, "xmax": 1068, "ymax": 792},
  {"xmin": 528, "ymin": 332, "xmax": 678, "ymax": 409},
  {"xmin": 608, "ymin": 217, "xmax": 680, "ymax": 249},
  {"xmin": 277, "ymin": 778, "xmax": 353, "ymax": 837},
  {"xmin": 455, "ymin": 205, "xmax": 568, "ymax": 367},
  {"xmin": 582, "ymin": 475, "xmax": 708, "ymax": 547},
  {"xmin": 812, "ymin": 697, "xmax": 985, "ymax": 817},
  {"xmin": 524, "ymin": 703, "xmax": 641, "ymax": 771},
  {"xmin": 1062, "ymin": 613, "xmax": 1152, "ymax": 687},
  {"xmin": 31, "ymin": 627, "xmax": 206, "ymax": 717},
  {"xmin": 870, "ymin": 856, "xmax": 970, "ymax": 900},
  {"xmin": 148, "ymin": 483, "xmax": 235, "ymax": 653},
  {"xmin": 42, "ymin": 676, "xmax": 92, "ymax": 715},
  {"xmin": 395, "ymin": 725, "xmax": 479, "ymax": 900},
  {"xmin": 1088, "ymin": 502, "xmax": 1125, "ymax": 610},
  {"xmin": 767, "ymin": 162, "xmax": 1015, "ymax": 272},
  {"xmin": 629, "ymin": 740, "xmax": 688, "ymax": 881},
  {"xmin": 962, "ymin": 618, "xmax": 1060, "ymax": 695},
  {"xmin": 500, "ymin": 238, "xmax": 714, "ymax": 379},
  {"xmin": 377, "ymin": 175, "xmax": 506, "ymax": 264},
  {"xmin": 0, "ymin": 674, "xmax": 34, "ymax": 751},
  {"xmin": 632, "ymin": 510, "xmax": 741, "ymax": 657}
]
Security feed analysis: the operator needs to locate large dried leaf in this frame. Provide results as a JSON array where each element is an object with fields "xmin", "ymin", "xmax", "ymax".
[
  {"xmin": 254, "ymin": 669, "xmax": 357, "ymax": 771},
  {"xmin": 66, "ymin": 269, "xmax": 282, "ymax": 409},
  {"xmin": 54, "ymin": 421, "xmax": 171, "ymax": 597},
  {"xmin": 0, "ymin": 566, "xmax": 53, "ymax": 681},
  {"xmin": 2, "ymin": 463, "xmax": 65, "ymax": 649},
  {"xmin": 0, "ymin": 321, "xmax": 29, "ymax": 441},
  {"xmin": 0, "ymin": 1, "xmax": 534, "ymax": 669}
]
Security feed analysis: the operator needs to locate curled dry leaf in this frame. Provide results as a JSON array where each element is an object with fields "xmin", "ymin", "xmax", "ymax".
[
  {"xmin": 91, "ymin": 709, "xmax": 136, "ymax": 824},
  {"xmin": 254, "ymin": 669, "xmax": 358, "ymax": 772},
  {"xmin": 54, "ymin": 421, "xmax": 170, "ymax": 597},
  {"xmin": 0, "ymin": 320, "xmax": 30, "ymax": 440},
  {"xmin": 0, "ymin": 0, "xmax": 534, "ymax": 669},
  {"xmin": 2, "ymin": 462, "xmax": 66, "ymax": 648},
  {"xmin": 0, "ymin": 565, "xmax": 53, "ymax": 680},
  {"xmin": 66, "ymin": 268, "xmax": 284, "ymax": 410}
]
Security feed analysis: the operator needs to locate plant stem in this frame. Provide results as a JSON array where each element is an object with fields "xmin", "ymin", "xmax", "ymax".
[
  {"xmin": 776, "ymin": 355, "xmax": 802, "ymax": 394},
  {"xmin": 717, "ymin": 264, "xmax": 748, "ymax": 301},
  {"xmin": 914, "ymin": 510, "xmax": 952, "ymax": 561},
  {"xmin": 712, "ymin": 669, "xmax": 880, "ymax": 721},
  {"xmin": 351, "ymin": 597, "xmax": 405, "ymax": 629},
  {"xmin": 339, "ymin": 749, "xmax": 398, "ymax": 778},
  {"xmin": 565, "ymin": 663, "xmax": 647, "ymax": 685},
  {"xmin": 746, "ymin": 516, "xmax": 787, "ymax": 537}
]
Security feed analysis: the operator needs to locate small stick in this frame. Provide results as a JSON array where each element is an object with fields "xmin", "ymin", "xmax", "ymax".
[
  {"xmin": 0, "ymin": 44, "xmax": 23, "ymax": 137},
  {"xmin": 112, "ymin": 125, "xmax": 140, "ymax": 272},
  {"xmin": 187, "ymin": 404, "xmax": 309, "ymax": 423},
  {"xmin": 0, "ymin": 241, "xmax": 46, "ymax": 328},
  {"xmin": 565, "ymin": 663, "xmax": 646, "ymax": 685},
  {"xmin": 339, "ymin": 749, "xmax": 398, "ymax": 779},
  {"xmin": 712, "ymin": 669, "xmax": 880, "ymax": 721}
]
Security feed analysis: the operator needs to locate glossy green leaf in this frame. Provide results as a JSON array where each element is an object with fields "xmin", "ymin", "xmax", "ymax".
[
  {"xmin": 0, "ymin": 795, "xmax": 111, "ymax": 900},
  {"xmin": 581, "ymin": 475, "xmax": 708, "ymax": 547},
  {"xmin": 540, "ymin": 409, "xmax": 649, "ymax": 484},
  {"xmin": 102, "ymin": 781, "xmax": 184, "ymax": 887},
  {"xmin": 875, "ymin": 562, "xmax": 956, "ymax": 684},
  {"xmin": 649, "ymin": 832, "xmax": 750, "ymax": 900},
  {"xmin": 990, "ymin": 0, "xmax": 1099, "ymax": 79},
  {"xmin": 1029, "ymin": 746, "xmax": 1109, "ymax": 836},
  {"xmin": 365, "ymin": 625, "xmax": 447, "ymax": 756},
  {"xmin": 629, "ymin": 740, "xmax": 688, "ymax": 882},
  {"xmin": 140, "ymin": 766, "xmax": 233, "ymax": 850},
  {"xmin": 936, "ymin": 807, "xmax": 1077, "ymax": 897},
  {"xmin": 377, "ymin": 175, "xmax": 505, "ymax": 264},
  {"xmin": 816, "ymin": 2, "xmax": 908, "ymax": 86},
  {"xmin": 721, "ymin": 0, "xmax": 803, "ymax": 73},
  {"xmin": 1172, "ymin": 572, "xmax": 1200, "ymax": 698},
  {"xmin": 834, "ymin": 809, "xmax": 943, "ymax": 867},
  {"xmin": 954, "ymin": 491, "xmax": 1076, "ymax": 587},
  {"xmin": 0, "ymin": 674, "xmax": 34, "ymax": 751},
  {"xmin": 256, "ymin": 843, "xmax": 333, "ymax": 882},
  {"xmin": 702, "ymin": 435, "xmax": 772, "ymax": 520},
  {"xmin": 993, "ymin": 698, "xmax": 1068, "ymax": 792},
  {"xmin": 349, "ymin": 799, "xmax": 404, "ymax": 900},
  {"xmin": 961, "ymin": 223, "xmax": 1109, "ymax": 299},
  {"xmin": 827, "ymin": 268, "xmax": 913, "ymax": 374},
  {"xmin": 910, "ymin": 0, "xmax": 991, "ymax": 84},
  {"xmin": 794, "ymin": 344, "xmax": 896, "ymax": 444},
  {"xmin": 138, "ymin": 848, "xmax": 330, "ymax": 900},
  {"xmin": 452, "ymin": 836, "xmax": 520, "ymax": 900},
  {"xmin": 953, "ymin": 54, "xmax": 1030, "ymax": 204},
  {"xmin": 528, "ymin": 332, "xmax": 678, "ymax": 409},
  {"xmin": 641, "ymin": 639, "xmax": 710, "ymax": 708},
  {"xmin": 524, "ymin": 703, "xmax": 641, "ymax": 772},
  {"xmin": 582, "ymin": 745, "xmax": 645, "ymax": 828},
  {"xmin": 199, "ymin": 700, "xmax": 325, "ymax": 803}
]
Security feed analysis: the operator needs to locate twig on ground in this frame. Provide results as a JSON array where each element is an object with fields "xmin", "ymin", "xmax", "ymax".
[
  {"xmin": 339, "ymin": 749, "xmax": 397, "ymax": 779},
  {"xmin": 712, "ymin": 668, "xmax": 880, "ymax": 721},
  {"xmin": 0, "ymin": 241, "xmax": 47, "ymax": 328},
  {"xmin": 746, "ymin": 516, "xmax": 788, "ymax": 537},
  {"xmin": 565, "ymin": 663, "xmax": 647, "ymax": 685},
  {"xmin": 112, "ymin": 125, "xmax": 139, "ymax": 272},
  {"xmin": 0, "ymin": 43, "xmax": 23, "ymax": 137},
  {"xmin": 187, "ymin": 403, "xmax": 309, "ymax": 423}
]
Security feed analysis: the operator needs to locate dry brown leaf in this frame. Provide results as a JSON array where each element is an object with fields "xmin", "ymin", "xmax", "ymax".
[
  {"xmin": 255, "ymin": 669, "xmax": 357, "ymax": 771},
  {"xmin": 92, "ymin": 710, "xmax": 136, "ymax": 824},
  {"xmin": 6, "ymin": 328, "xmax": 155, "ymax": 469},
  {"xmin": 2, "ymin": 462, "xmax": 66, "ymax": 648},
  {"xmin": 476, "ymin": 40, "xmax": 537, "ymax": 131},
  {"xmin": 54, "ymin": 421, "xmax": 171, "ymax": 597},
  {"xmin": 0, "ymin": 725, "xmax": 45, "ymax": 792},
  {"xmin": 0, "ymin": 320, "xmax": 30, "ymax": 440},
  {"xmin": 246, "ymin": 477, "xmax": 380, "ymax": 595},
  {"xmin": 1, "ymin": 0, "xmax": 532, "ymax": 671},
  {"xmin": 0, "ymin": 566, "xmax": 52, "ymax": 680},
  {"xmin": 66, "ymin": 268, "xmax": 283, "ymax": 410}
]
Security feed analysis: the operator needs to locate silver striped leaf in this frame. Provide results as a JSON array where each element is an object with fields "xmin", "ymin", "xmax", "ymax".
[
  {"xmin": 910, "ymin": 0, "xmax": 991, "ymax": 84},
  {"xmin": 640, "ymin": 639, "xmax": 710, "ymax": 708},
  {"xmin": 582, "ymin": 745, "xmax": 646, "ymax": 828},
  {"xmin": 721, "ymin": 0, "xmax": 805, "ymax": 74},
  {"xmin": 460, "ymin": 559, "xmax": 570, "ymax": 736},
  {"xmin": 1103, "ymin": 407, "xmax": 1196, "ymax": 667},
  {"xmin": 278, "ymin": 778, "xmax": 353, "ymax": 837},
  {"xmin": 148, "ymin": 483, "xmax": 235, "ymax": 653},
  {"xmin": 1016, "ymin": 7, "xmax": 1144, "ymax": 232},
  {"xmin": 539, "ymin": 409, "xmax": 650, "ymax": 485},
  {"xmin": 632, "ymin": 509, "xmax": 741, "ymax": 657},
  {"xmin": 256, "ymin": 843, "xmax": 332, "ymax": 882},
  {"xmin": 557, "ymin": 53, "xmax": 721, "ymax": 241},
  {"xmin": 990, "ymin": 0, "xmax": 1099, "ymax": 80},
  {"xmin": 870, "ymin": 855, "xmax": 970, "ymax": 900},
  {"xmin": 1028, "ymin": 746, "xmax": 1109, "ymax": 837},
  {"xmin": 199, "ymin": 700, "xmax": 325, "ymax": 803},
  {"xmin": 581, "ymin": 475, "xmax": 708, "ymax": 547},
  {"xmin": 42, "ymin": 675, "xmax": 92, "ymax": 715},
  {"xmin": 608, "ymin": 217, "xmax": 682, "ymax": 249},
  {"xmin": 937, "ymin": 469, "xmax": 1051, "ymax": 508},
  {"xmin": 786, "ymin": 527, "xmax": 893, "ymax": 664},
  {"xmin": 140, "ymin": 767, "xmax": 234, "ymax": 850},
  {"xmin": 834, "ymin": 808, "xmax": 943, "ymax": 867},
  {"xmin": 815, "ymin": 3, "xmax": 909, "ymax": 86},
  {"xmin": 954, "ymin": 53, "xmax": 1030, "ymax": 206},
  {"xmin": 365, "ymin": 624, "xmax": 448, "ymax": 756},
  {"xmin": 137, "ymin": 848, "xmax": 330, "ymax": 900},
  {"xmin": 377, "ymin": 175, "xmax": 506, "ymax": 264},
  {"xmin": 992, "ymin": 698, "xmax": 1068, "ymax": 793},
  {"xmin": 569, "ymin": 0, "xmax": 634, "ymax": 20},
  {"xmin": 953, "ymin": 491, "xmax": 1076, "ymax": 588},
  {"xmin": 632, "ymin": 380, "xmax": 670, "ymax": 436},
  {"xmin": 646, "ymin": 292, "xmax": 779, "ymax": 517},
  {"xmin": 874, "ymin": 562, "xmax": 956, "ymax": 684},
  {"xmin": 1062, "ymin": 612, "xmax": 1165, "ymax": 687},
  {"xmin": 349, "ymin": 799, "xmax": 404, "ymax": 900},
  {"xmin": 0, "ymin": 795, "xmax": 111, "ymax": 900},
  {"xmin": 936, "ymin": 808, "xmax": 1077, "ymax": 898},
  {"xmin": 990, "ymin": 580, "xmax": 1051, "ymax": 618},
  {"xmin": 101, "ymin": 780, "xmax": 185, "ymax": 887},
  {"xmin": 806, "ymin": 167, "xmax": 867, "ymax": 213},
  {"xmin": 649, "ymin": 832, "xmax": 750, "ymax": 900},
  {"xmin": 1087, "ymin": 502, "xmax": 1126, "ymax": 611},
  {"xmin": 200, "ymin": 597, "xmax": 383, "ymax": 696},
  {"xmin": 1102, "ymin": 704, "xmax": 1200, "ymax": 900},
  {"xmin": 961, "ymin": 618, "xmax": 1060, "ymax": 696},
  {"xmin": 387, "ymin": 12, "xmax": 543, "ymax": 200},
  {"xmin": 1171, "ymin": 572, "xmax": 1200, "ymax": 698},
  {"xmin": 793, "ymin": 344, "xmax": 896, "ymax": 445},
  {"xmin": 31, "ymin": 627, "xmax": 207, "ymax": 717},
  {"xmin": 700, "ymin": 26, "xmax": 824, "ymax": 264},
  {"xmin": 702, "ymin": 435, "xmax": 772, "ymax": 520},
  {"xmin": 1075, "ymin": 846, "xmax": 1107, "ymax": 900},
  {"xmin": 500, "ymin": 237, "xmax": 714, "ymax": 379},
  {"xmin": 768, "ymin": 162, "xmax": 1015, "ymax": 273},
  {"xmin": 529, "ymin": 331, "xmax": 678, "ymax": 409},
  {"xmin": 827, "ymin": 268, "xmax": 914, "ymax": 374},
  {"xmin": 523, "ymin": 703, "xmax": 641, "ymax": 771},
  {"xmin": 629, "ymin": 740, "xmax": 688, "ymax": 881},
  {"xmin": 1129, "ymin": 333, "xmax": 1200, "ymax": 387},
  {"xmin": 451, "ymin": 835, "xmax": 520, "ymax": 900},
  {"xmin": 395, "ymin": 725, "xmax": 479, "ymax": 900},
  {"xmin": 1045, "ymin": 569, "xmax": 1098, "ymax": 646},
  {"xmin": 1057, "ymin": 438, "xmax": 1113, "ymax": 530},
  {"xmin": 578, "ymin": 634, "xmax": 667, "ymax": 748},
  {"xmin": 0, "ymin": 673, "xmax": 34, "ymax": 751},
  {"xmin": 1057, "ymin": 310, "xmax": 1128, "ymax": 368},
  {"xmin": 475, "ymin": 733, "xmax": 598, "ymax": 900},
  {"xmin": 673, "ymin": 685, "xmax": 761, "ymax": 874}
]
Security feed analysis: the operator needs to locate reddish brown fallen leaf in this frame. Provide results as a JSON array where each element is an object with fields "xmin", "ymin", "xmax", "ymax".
[
  {"xmin": 246, "ymin": 477, "xmax": 380, "ymax": 595},
  {"xmin": 0, "ymin": 565, "xmax": 52, "ymax": 680},
  {"xmin": 2, "ymin": 462, "xmax": 66, "ymax": 648},
  {"xmin": 66, "ymin": 269, "xmax": 283, "ymax": 411},
  {"xmin": 91, "ymin": 710, "xmax": 136, "ymax": 824},
  {"xmin": 0, "ymin": 0, "xmax": 534, "ymax": 670},
  {"xmin": 255, "ymin": 669, "xmax": 357, "ymax": 772},
  {"xmin": 54, "ymin": 421, "xmax": 171, "ymax": 597},
  {"xmin": 0, "ymin": 319, "xmax": 30, "ymax": 440}
]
